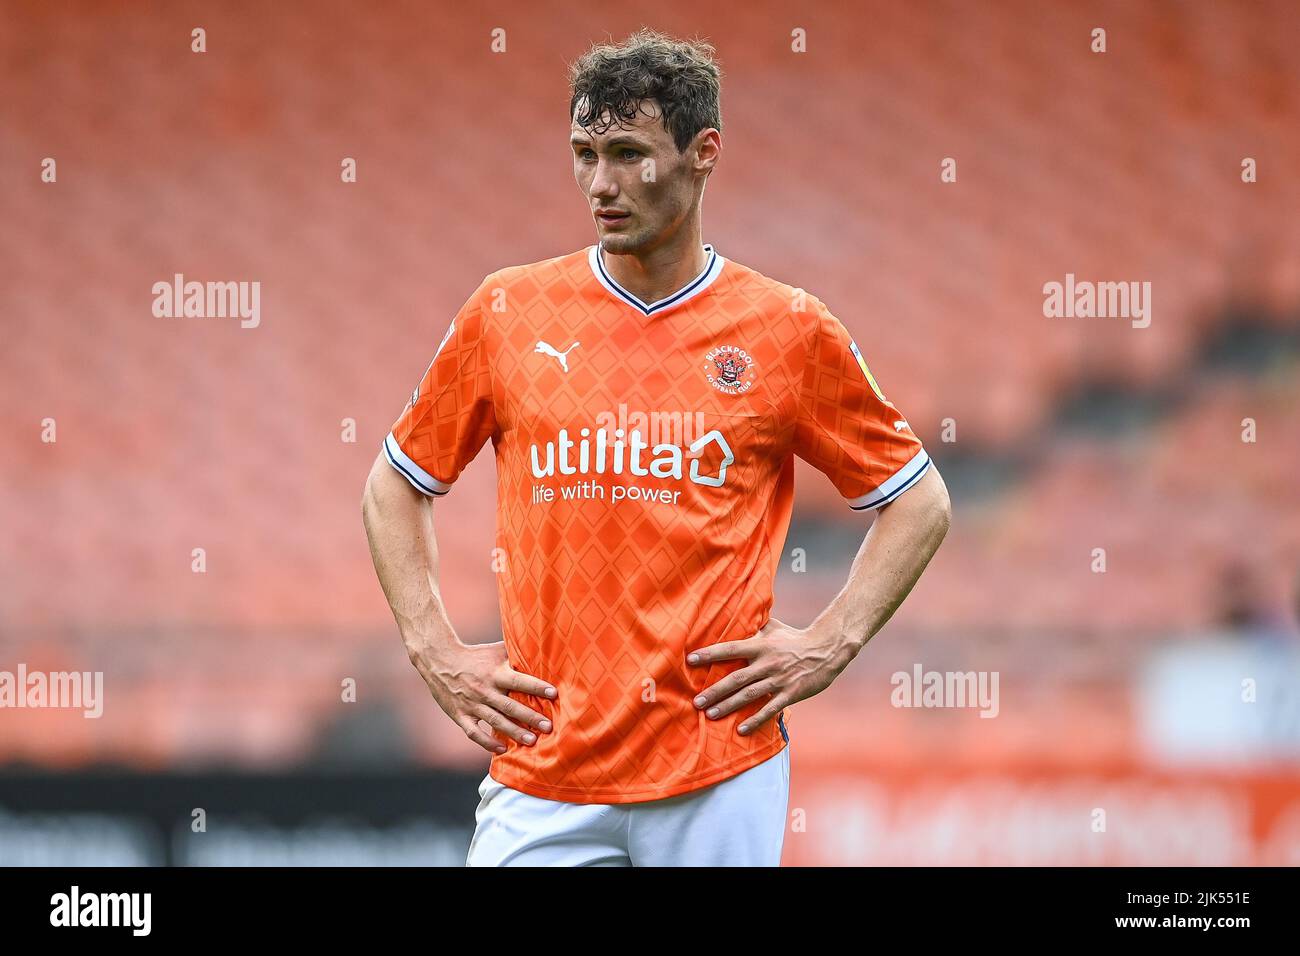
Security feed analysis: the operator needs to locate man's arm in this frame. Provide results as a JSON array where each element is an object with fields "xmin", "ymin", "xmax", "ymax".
[
  {"xmin": 811, "ymin": 463, "xmax": 951, "ymax": 650},
  {"xmin": 687, "ymin": 464, "xmax": 951, "ymax": 734},
  {"xmin": 361, "ymin": 451, "xmax": 555, "ymax": 754}
]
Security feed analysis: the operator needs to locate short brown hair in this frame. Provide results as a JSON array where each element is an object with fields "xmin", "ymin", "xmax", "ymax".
[{"xmin": 569, "ymin": 28, "xmax": 723, "ymax": 154}]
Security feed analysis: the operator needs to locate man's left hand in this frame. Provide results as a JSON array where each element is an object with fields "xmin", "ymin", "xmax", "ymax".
[{"xmin": 686, "ymin": 617, "xmax": 858, "ymax": 735}]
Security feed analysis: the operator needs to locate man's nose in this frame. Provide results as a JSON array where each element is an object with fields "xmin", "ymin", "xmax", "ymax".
[{"xmin": 589, "ymin": 160, "xmax": 619, "ymax": 198}]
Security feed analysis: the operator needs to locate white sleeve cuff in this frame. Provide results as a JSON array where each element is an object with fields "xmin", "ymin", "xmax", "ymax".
[
  {"xmin": 383, "ymin": 432, "xmax": 453, "ymax": 497},
  {"xmin": 847, "ymin": 447, "xmax": 931, "ymax": 511}
]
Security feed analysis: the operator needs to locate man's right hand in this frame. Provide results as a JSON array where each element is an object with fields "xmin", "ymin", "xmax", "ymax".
[{"xmin": 409, "ymin": 638, "xmax": 555, "ymax": 755}]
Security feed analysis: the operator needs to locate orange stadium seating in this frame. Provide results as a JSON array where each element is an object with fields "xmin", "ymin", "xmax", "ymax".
[{"xmin": 1, "ymin": 0, "xmax": 1297, "ymax": 768}]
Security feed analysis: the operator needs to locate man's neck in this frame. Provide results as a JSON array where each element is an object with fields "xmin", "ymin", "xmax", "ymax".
[{"xmin": 600, "ymin": 234, "xmax": 709, "ymax": 306}]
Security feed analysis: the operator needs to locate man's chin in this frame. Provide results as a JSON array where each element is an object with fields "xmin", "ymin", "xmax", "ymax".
[{"xmin": 598, "ymin": 231, "xmax": 648, "ymax": 255}]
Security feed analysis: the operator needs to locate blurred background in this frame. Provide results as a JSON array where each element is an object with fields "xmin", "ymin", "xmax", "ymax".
[{"xmin": 2, "ymin": 0, "xmax": 1298, "ymax": 865}]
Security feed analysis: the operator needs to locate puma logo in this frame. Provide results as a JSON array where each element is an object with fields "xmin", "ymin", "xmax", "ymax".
[
  {"xmin": 535, "ymin": 340, "xmax": 580, "ymax": 372},
  {"xmin": 894, "ymin": 420, "xmax": 910, "ymax": 432}
]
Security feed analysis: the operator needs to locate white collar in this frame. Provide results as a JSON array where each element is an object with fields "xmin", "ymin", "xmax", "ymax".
[{"xmin": 588, "ymin": 242, "xmax": 726, "ymax": 316}]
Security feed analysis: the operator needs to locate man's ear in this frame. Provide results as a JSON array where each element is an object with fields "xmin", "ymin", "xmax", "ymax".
[{"xmin": 694, "ymin": 129, "xmax": 721, "ymax": 177}]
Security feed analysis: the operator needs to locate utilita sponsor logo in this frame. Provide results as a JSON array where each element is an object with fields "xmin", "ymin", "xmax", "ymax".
[{"xmin": 530, "ymin": 424, "xmax": 734, "ymax": 488}]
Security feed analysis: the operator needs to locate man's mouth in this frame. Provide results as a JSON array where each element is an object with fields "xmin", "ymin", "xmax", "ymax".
[{"xmin": 596, "ymin": 210, "xmax": 630, "ymax": 225}]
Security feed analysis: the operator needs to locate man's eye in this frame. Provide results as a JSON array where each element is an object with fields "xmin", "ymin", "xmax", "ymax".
[{"xmin": 621, "ymin": 149, "xmax": 640, "ymax": 160}]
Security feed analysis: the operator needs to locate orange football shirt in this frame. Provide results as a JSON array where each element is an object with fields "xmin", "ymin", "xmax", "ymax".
[{"xmin": 384, "ymin": 243, "xmax": 930, "ymax": 803}]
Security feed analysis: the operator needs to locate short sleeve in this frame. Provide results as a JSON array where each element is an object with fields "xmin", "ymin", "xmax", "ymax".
[
  {"xmin": 382, "ymin": 282, "xmax": 496, "ymax": 497},
  {"xmin": 792, "ymin": 299, "xmax": 930, "ymax": 511}
]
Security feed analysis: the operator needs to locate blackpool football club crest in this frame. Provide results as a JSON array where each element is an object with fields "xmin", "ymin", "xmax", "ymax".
[{"xmin": 703, "ymin": 344, "xmax": 757, "ymax": 394}]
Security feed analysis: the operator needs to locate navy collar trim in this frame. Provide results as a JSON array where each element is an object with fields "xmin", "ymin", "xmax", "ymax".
[{"xmin": 588, "ymin": 243, "xmax": 725, "ymax": 316}]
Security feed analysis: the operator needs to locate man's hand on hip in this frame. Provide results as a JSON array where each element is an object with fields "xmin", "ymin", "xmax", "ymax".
[
  {"xmin": 411, "ymin": 639, "xmax": 556, "ymax": 755},
  {"xmin": 686, "ymin": 617, "xmax": 855, "ymax": 736}
]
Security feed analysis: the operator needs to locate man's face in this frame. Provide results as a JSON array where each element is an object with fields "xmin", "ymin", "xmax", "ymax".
[{"xmin": 570, "ymin": 98, "xmax": 711, "ymax": 255}]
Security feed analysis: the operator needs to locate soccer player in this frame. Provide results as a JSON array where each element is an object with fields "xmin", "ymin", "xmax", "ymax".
[{"xmin": 361, "ymin": 29, "xmax": 951, "ymax": 867}]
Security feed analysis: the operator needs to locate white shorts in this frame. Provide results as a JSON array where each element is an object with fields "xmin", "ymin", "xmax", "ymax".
[{"xmin": 465, "ymin": 746, "xmax": 791, "ymax": 867}]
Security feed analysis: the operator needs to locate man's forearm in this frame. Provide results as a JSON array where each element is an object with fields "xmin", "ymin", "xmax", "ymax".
[
  {"xmin": 361, "ymin": 454, "xmax": 458, "ymax": 660},
  {"xmin": 362, "ymin": 453, "xmax": 552, "ymax": 755},
  {"xmin": 812, "ymin": 465, "xmax": 951, "ymax": 652}
]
